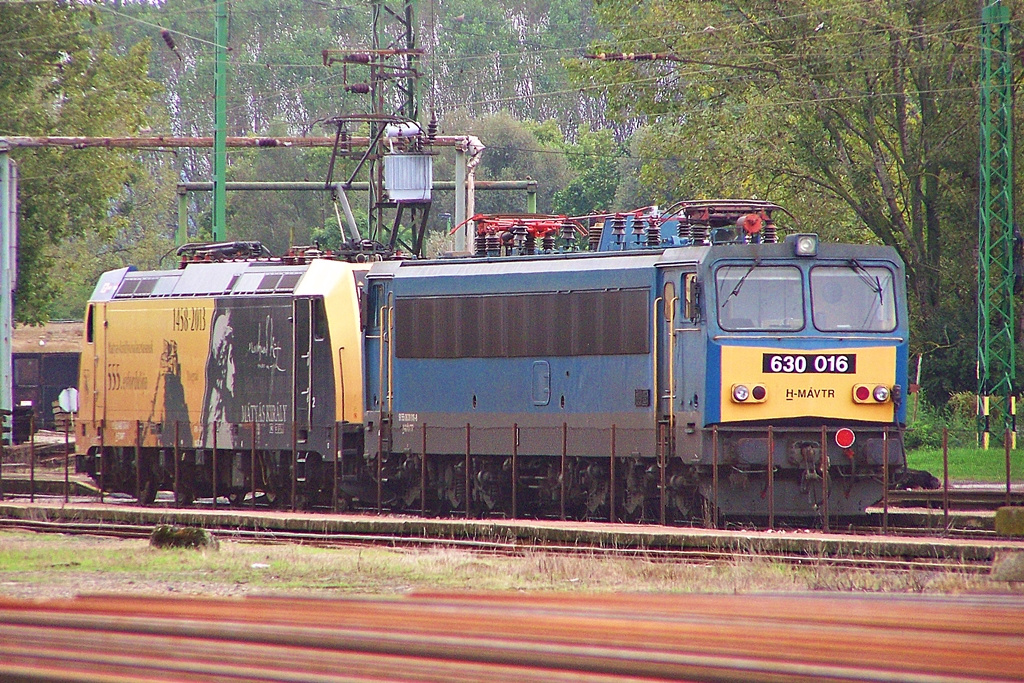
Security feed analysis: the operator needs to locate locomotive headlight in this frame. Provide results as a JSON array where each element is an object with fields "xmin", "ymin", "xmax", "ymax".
[
  {"xmin": 872, "ymin": 385, "xmax": 890, "ymax": 403},
  {"xmin": 732, "ymin": 384, "xmax": 750, "ymax": 402},
  {"xmin": 793, "ymin": 233, "xmax": 818, "ymax": 257}
]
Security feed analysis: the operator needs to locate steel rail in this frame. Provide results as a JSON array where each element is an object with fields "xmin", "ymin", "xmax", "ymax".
[
  {"xmin": 0, "ymin": 517, "xmax": 997, "ymax": 573},
  {"xmin": 1, "ymin": 592, "xmax": 1022, "ymax": 682}
]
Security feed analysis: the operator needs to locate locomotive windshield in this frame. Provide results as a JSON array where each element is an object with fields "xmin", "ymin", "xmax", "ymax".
[
  {"xmin": 810, "ymin": 264, "xmax": 897, "ymax": 332},
  {"xmin": 715, "ymin": 265, "xmax": 804, "ymax": 331}
]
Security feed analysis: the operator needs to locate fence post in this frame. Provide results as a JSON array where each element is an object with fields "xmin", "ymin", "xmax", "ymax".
[
  {"xmin": 420, "ymin": 423, "xmax": 427, "ymax": 517},
  {"xmin": 512, "ymin": 423, "xmax": 518, "ymax": 519},
  {"xmin": 659, "ymin": 423, "xmax": 666, "ymax": 526},
  {"xmin": 820, "ymin": 425, "xmax": 829, "ymax": 533},
  {"xmin": 291, "ymin": 419, "xmax": 298, "ymax": 513},
  {"xmin": 609, "ymin": 424, "xmax": 616, "ymax": 523},
  {"xmin": 1006, "ymin": 428, "xmax": 1012, "ymax": 508},
  {"xmin": 942, "ymin": 428, "xmax": 949, "ymax": 528},
  {"xmin": 560, "ymin": 422, "xmax": 567, "ymax": 521},
  {"xmin": 252, "ymin": 422, "xmax": 258, "ymax": 511},
  {"xmin": 29, "ymin": 414, "xmax": 36, "ymax": 502},
  {"xmin": 134, "ymin": 420, "xmax": 142, "ymax": 504},
  {"xmin": 465, "ymin": 423, "xmax": 471, "ymax": 519},
  {"xmin": 882, "ymin": 427, "xmax": 889, "ymax": 534},
  {"xmin": 767, "ymin": 425, "xmax": 774, "ymax": 530},
  {"xmin": 173, "ymin": 421, "xmax": 180, "ymax": 507},
  {"xmin": 98, "ymin": 419, "xmax": 105, "ymax": 504},
  {"xmin": 212, "ymin": 420, "xmax": 219, "ymax": 509},
  {"xmin": 63, "ymin": 414, "xmax": 70, "ymax": 503}
]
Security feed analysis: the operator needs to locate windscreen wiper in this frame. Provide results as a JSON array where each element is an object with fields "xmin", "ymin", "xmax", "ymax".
[
  {"xmin": 848, "ymin": 259, "xmax": 883, "ymax": 304},
  {"xmin": 721, "ymin": 262, "xmax": 758, "ymax": 306}
]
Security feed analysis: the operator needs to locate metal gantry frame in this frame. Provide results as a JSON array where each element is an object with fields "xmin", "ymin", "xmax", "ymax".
[
  {"xmin": 977, "ymin": 0, "xmax": 1015, "ymax": 448},
  {"xmin": 323, "ymin": 0, "xmax": 436, "ymax": 255}
]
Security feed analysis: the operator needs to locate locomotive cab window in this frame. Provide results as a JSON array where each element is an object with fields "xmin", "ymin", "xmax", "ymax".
[
  {"xmin": 810, "ymin": 264, "xmax": 896, "ymax": 332},
  {"xmin": 86, "ymin": 304, "xmax": 95, "ymax": 344},
  {"xmin": 367, "ymin": 283, "xmax": 385, "ymax": 331},
  {"xmin": 313, "ymin": 299, "xmax": 327, "ymax": 341},
  {"xmin": 715, "ymin": 265, "xmax": 803, "ymax": 331}
]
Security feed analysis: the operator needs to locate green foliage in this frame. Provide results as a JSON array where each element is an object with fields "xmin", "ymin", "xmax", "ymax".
[
  {"xmin": 1, "ymin": 2, "xmax": 159, "ymax": 323},
  {"xmin": 551, "ymin": 125, "xmax": 623, "ymax": 216},
  {"xmin": 447, "ymin": 111, "xmax": 571, "ymax": 215},
  {"xmin": 574, "ymin": 0, "xmax": 997, "ymax": 402},
  {"xmin": 903, "ymin": 392, "xmax": 976, "ymax": 451}
]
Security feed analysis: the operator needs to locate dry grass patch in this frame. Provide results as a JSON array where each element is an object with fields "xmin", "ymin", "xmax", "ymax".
[{"xmin": 0, "ymin": 531, "xmax": 1019, "ymax": 599}]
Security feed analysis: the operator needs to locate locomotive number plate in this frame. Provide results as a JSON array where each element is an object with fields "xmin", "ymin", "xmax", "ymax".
[{"xmin": 762, "ymin": 353, "xmax": 856, "ymax": 374}]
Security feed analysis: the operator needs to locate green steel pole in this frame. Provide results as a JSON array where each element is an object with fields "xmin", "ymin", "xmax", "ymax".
[
  {"xmin": 212, "ymin": 0, "xmax": 228, "ymax": 241},
  {"xmin": 177, "ymin": 189, "xmax": 188, "ymax": 245},
  {"xmin": 977, "ymin": 1, "xmax": 1015, "ymax": 447}
]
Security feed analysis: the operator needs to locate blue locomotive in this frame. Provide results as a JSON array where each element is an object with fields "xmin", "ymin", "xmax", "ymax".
[{"xmin": 76, "ymin": 200, "xmax": 908, "ymax": 523}]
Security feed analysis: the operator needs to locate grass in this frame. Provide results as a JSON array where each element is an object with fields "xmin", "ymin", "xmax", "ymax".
[
  {"xmin": 906, "ymin": 446, "xmax": 1024, "ymax": 482},
  {"xmin": 0, "ymin": 531, "xmax": 1020, "ymax": 599}
]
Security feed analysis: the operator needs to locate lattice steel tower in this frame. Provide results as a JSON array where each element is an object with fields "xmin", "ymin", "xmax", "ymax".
[{"xmin": 977, "ymin": 1, "xmax": 1015, "ymax": 447}]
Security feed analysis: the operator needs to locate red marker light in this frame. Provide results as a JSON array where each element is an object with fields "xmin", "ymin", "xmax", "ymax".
[
  {"xmin": 855, "ymin": 385, "xmax": 871, "ymax": 402},
  {"xmin": 835, "ymin": 428, "xmax": 856, "ymax": 449},
  {"xmin": 752, "ymin": 385, "xmax": 766, "ymax": 401}
]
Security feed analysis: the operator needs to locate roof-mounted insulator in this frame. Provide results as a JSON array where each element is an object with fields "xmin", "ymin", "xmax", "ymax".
[
  {"xmin": 677, "ymin": 219, "xmax": 692, "ymax": 242},
  {"xmin": 560, "ymin": 220, "xmax": 575, "ymax": 243},
  {"xmin": 588, "ymin": 220, "xmax": 603, "ymax": 251},
  {"xmin": 610, "ymin": 215, "xmax": 626, "ymax": 236},
  {"xmin": 427, "ymin": 112, "xmax": 438, "ymax": 140},
  {"xmin": 646, "ymin": 218, "xmax": 661, "ymax": 247},
  {"xmin": 632, "ymin": 216, "xmax": 646, "ymax": 236}
]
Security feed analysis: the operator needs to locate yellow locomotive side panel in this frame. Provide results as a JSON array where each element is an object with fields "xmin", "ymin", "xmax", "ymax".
[
  {"xmin": 296, "ymin": 259, "xmax": 370, "ymax": 424},
  {"xmin": 100, "ymin": 298, "xmax": 215, "ymax": 447},
  {"xmin": 719, "ymin": 345, "xmax": 896, "ymax": 422}
]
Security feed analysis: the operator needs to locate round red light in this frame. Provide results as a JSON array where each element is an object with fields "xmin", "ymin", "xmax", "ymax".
[
  {"xmin": 835, "ymin": 428, "xmax": 856, "ymax": 449},
  {"xmin": 752, "ymin": 385, "xmax": 766, "ymax": 401},
  {"xmin": 855, "ymin": 386, "xmax": 871, "ymax": 401}
]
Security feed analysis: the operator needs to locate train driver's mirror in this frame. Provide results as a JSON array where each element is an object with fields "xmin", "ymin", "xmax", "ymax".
[{"xmin": 684, "ymin": 273, "xmax": 700, "ymax": 322}]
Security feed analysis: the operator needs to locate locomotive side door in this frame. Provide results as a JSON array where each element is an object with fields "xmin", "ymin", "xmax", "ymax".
[
  {"xmin": 292, "ymin": 297, "xmax": 314, "ymax": 444},
  {"xmin": 656, "ymin": 266, "xmax": 701, "ymax": 461},
  {"xmin": 363, "ymin": 277, "xmax": 393, "ymax": 460},
  {"xmin": 655, "ymin": 269, "xmax": 679, "ymax": 464},
  {"xmin": 85, "ymin": 302, "xmax": 107, "ymax": 439}
]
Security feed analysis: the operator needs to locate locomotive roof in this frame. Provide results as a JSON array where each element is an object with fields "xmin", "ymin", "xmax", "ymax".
[
  {"xmin": 87, "ymin": 259, "xmax": 346, "ymax": 302},
  {"xmin": 377, "ymin": 250, "xmax": 668, "ymax": 295},
  {"xmin": 371, "ymin": 237, "xmax": 902, "ymax": 282}
]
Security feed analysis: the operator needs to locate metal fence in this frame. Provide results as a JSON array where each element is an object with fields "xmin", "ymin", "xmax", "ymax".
[{"xmin": 3, "ymin": 419, "xmax": 1021, "ymax": 536}]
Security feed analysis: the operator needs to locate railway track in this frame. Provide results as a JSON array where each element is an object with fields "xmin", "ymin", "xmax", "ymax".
[
  {"xmin": 1, "ymin": 591, "xmax": 1022, "ymax": 682},
  {"xmin": 0, "ymin": 511, "xmax": 1012, "ymax": 574}
]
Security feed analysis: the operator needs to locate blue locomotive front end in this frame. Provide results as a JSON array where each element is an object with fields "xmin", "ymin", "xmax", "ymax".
[{"xmin": 676, "ymin": 234, "xmax": 909, "ymax": 519}]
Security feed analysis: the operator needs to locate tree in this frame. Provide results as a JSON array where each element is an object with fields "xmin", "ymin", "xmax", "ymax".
[
  {"xmin": 0, "ymin": 2, "xmax": 159, "ymax": 323},
  {"xmin": 551, "ymin": 125, "xmax": 623, "ymax": 216},
  {"xmin": 575, "ymin": 0, "xmax": 990, "ymax": 401}
]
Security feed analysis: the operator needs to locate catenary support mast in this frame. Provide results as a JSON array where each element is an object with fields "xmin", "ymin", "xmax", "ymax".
[{"xmin": 977, "ymin": 0, "xmax": 1015, "ymax": 448}]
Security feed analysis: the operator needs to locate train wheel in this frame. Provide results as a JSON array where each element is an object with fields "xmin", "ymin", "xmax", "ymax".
[
  {"xmin": 227, "ymin": 488, "xmax": 248, "ymax": 507},
  {"xmin": 137, "ymin": 474, "xmax": 158, "ymax": 506},
  {"xmin": 434, "ymin": 457, "xmax": 463, "ymax": 515},
  {"xmin": 175, "ymin": 483, "xmax": 195, "ymax": 507}
]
